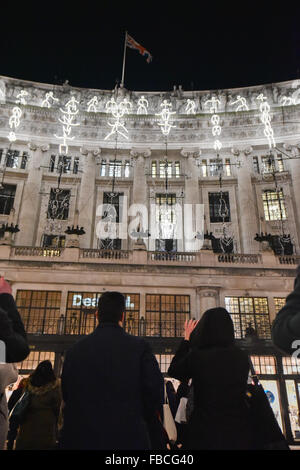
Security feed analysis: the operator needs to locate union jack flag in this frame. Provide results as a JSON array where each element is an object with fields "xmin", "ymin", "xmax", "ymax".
[{"xmin": 126, "ymin": 34, "xmax": 152, "ymax": 63}]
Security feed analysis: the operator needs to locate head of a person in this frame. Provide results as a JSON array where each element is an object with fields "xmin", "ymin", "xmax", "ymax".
[
  {"xmin": 30, "ymin": 360, "xmax": 56, "ymax": 387},
  {"xmin": 189, "ymin": 307, "xmax": 235, "ymax": 350},
  {"xmin": 97, "ymin": 291, "xmax": 125, "ymax": 325}
]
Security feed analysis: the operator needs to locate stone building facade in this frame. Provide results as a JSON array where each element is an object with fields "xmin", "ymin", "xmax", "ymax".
[{"xmin": 0, "ymin": 75, "xmax": 300, "ymax": 443}]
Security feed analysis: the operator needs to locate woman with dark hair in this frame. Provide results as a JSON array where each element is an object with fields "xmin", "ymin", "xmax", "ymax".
[
  {"xmin": 167, "ymin": 308, "xmax": 253, "ymax": 450},
  {"xmin": 15, "ymin": 360, "xmax": 61, "ymax": 450}
]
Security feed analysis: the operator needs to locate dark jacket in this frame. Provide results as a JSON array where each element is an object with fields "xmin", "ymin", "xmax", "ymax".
[
  {"xmin": 0, "ymin": 293, "xmax": 29, "ymax": 363},
  {"xmin": 272, "ymin": 267, "xmax": 300, "ymax": 355},
  {"xmin": 15, "ymin": 378, "xmax": 62, "ymax": 450},
  {"xmin": 59, "ymin": 322, "xmax": 164, "ymax": 450},
  {"xmin": 168, "ymin": 308, "xmax": 253, "ymax": 450}
]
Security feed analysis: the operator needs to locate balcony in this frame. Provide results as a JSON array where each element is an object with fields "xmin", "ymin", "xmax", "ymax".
[{"xmin": 2, "ymin": 245, "xmax": 299, "ymax": 270}]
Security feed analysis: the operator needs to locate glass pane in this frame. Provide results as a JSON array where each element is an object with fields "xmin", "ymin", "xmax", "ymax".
[
  {"xmin": 286, "ymin": 380, "xmax": 300, "ymax": 440},
  {"xmin": 260, "ymin": 380, "xmax": 283, "ymax": 432}
]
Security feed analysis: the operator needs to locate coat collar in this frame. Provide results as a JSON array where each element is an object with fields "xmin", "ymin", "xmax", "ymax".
[{"xmin": 96, "ymin": 322, "xmax": 123, "ymax": 330}]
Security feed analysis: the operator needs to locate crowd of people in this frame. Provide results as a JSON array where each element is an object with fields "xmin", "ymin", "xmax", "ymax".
[{"xmin": 0, "ymin": 265, "xmax": 299, "ymax": 450}]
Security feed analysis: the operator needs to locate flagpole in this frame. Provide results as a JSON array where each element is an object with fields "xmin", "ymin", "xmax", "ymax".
[{"xmin": 121, "ymin": 31, "xmax": 127, "ymax": 88}]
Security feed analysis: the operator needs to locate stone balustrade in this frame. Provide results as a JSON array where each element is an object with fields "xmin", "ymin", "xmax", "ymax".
[{"xmin": 1, "ymin": 246, "xmax": 299, "ymax": 270}]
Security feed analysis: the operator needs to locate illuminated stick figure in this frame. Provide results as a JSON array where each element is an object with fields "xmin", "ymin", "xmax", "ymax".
[
  {"xmin": 185, "ymin": 99, "xmax": 196, "ymax": 115},
  {"xmin": 137, "ymin": 95, "xmax": 149, "ymax": 114},
  {"xmin": 15, "ymin": 90, "xmax": 29, "ymax": 106},
  {"xmin": 87, "ymin": 96, "xmax": 99, "ymax": 112},
  {"xmin": 41, "ymin": 92, "xmax": 59, "ymax": 108},
  {"xmin": 230, "ymin": 95, "xmax": 249, "ymax": 111},
  {"xmin": 204, "ymin": 97, "xmax": 221, "ymax": 114}
]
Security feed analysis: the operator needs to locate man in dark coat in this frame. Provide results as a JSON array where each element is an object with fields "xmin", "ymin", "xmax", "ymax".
[
  {"xmin": 0, "ymin": 277, "xmax": 29, "ymax": 363},
  {"xmin": 272, "ymin": 266, "xmax": 300, "ymax": 355},
  {"xmin": 59, "ymin": 291, "xmax": 164, "ymax": 450}
]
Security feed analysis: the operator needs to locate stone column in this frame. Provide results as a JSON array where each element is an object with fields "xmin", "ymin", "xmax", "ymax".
[
  {"xmin": 181, "ymin": 148, "xmax": 201, "ymax": 251},
  {"xmin": 17, "ymin": 143, "xmax": 49, "ymax": 246},
  {"xmin": 234, "ymin": 146, "xmax": 257, "ymax": 254},
  {"xmin": 196, "ymin": 287, "xmax": 220, "ymax": 319},
  {"xmin": 130, "ymin": 148, "xmax": 151, "ymax": 248},
  {"xmin": 283, "ymin": 143, "xmax": 300, "ymax": 241},
  {"xmin": 78, "ymin": 147, "xmax": 100, "ymax": 248}
]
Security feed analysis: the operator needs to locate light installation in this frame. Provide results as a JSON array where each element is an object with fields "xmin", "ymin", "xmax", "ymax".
[
  {"xmin": 87, "ymin": 96, "xmax": 99, "ymax": 113},
  {"xmin": 41, "ymin": 92, "xmax": 59, "ymax": 108},
  {"xmin": 229, "ymin": 95, "xmax": 249, "ymax": 112},
  {"xmin": 137, "ymin": 95, "xmax": 149, "ymax": 114},
  {"xmin": 204, "ymin": 97, "xmax": 222, "ymax": 151},
  {"xmin": 185, "ymin": 99, "xmax": 196, "ymax": 115},
  {"xmin": 256, "ymin": 93, "xmax": 275, "ymax": 149},
  {"xmin": 7, "ymin": 90, "xmax": 29, "ymax": 142},
  {"xmin": 154, "ymin": 100, "xmax": 180, "ymax": 250},
  {"xmin": 55, "ymin": 97, "xmax": 80, "ymax": 155},
  {"xmin": 104, "ymin": 97, "xmax": 131, "ymax": 141}
]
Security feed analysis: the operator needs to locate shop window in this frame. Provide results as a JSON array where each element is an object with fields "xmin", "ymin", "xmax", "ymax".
[
  {"xmin": 16, "ymin": 351, "xmax": 55, "ymax": 373},
  {"xmin": 225, "ymin": 158, "xmax": 231, "ymax": 176},
  {"xmin": 250, "ymin": 355, "xmax": 277, "ymax": 375},
  {"xmin": 282, "ymin": 357, "xmax": 300, "ymax": 375},
  {"xmin": 20, "ymin": 152, "xmax": 28, "ymax": 170},
  {"xmin": 103, "ymin": 192, "xmax": 123, "ymax": 223},
  {"xmin": 277, "ymin": 154, "xmax": 284, "ymax": 172},
  {"xmin": 97, "ymin": 238, "xmax": 121, "ymax": 250},
  {"xmin": 262, "ymin": 189, "xmax": 287, "ymax": 221},
  {"xmin": 225, "ymin": 296, "xmax": 271, "ymax": 339},
  {"xmin": 0, "ymin": 184, "xmax": 16, "ymax": 215},
  {"xmin": 124, "ymin": 161, "xmax": 130, "ymax": 177},
  {"xmin": 100, "ymin": 159, "xmax": 106, "ymax": 176},
  {"xmin": 209, "ymin": 192, "xmax": 230, "ymax": 223},
  {"xmin": 175, "ymin": 161, "xmax": 180, "ymax": 178},
  {"xmin": 65, "ymin": 291, "xmax": 140, "ymax": 335},
  {"xmin": 57, "ymin": 155, "xmax": 71, "ymax": 174},
  {"xmin": 159, "ymin": 161, "xmax": 172, "ymax": 178},
  {"xmin": 261, "ymin": 155, "xmax": 275, "ymax": 174},
  {"xmin": 16, "ymin": 290, "xmax": 62, "ymax": 335},
  {"xmin": 274, "ymin": 297, "xmax": 286, "ymax": 314},
  {"xmin": 145, "ymin": 294, "xmax": 190, "ymax": 338}
]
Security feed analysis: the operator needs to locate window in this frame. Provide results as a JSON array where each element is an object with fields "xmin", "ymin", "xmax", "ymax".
[
  {"xmin": 73, "ymin": 157, "xmax": 79, "ymax": 174},
  {"xmin": 175, "ymin": 161, "xmax": 180, "ymax": 178},
  {"xmin": 6, "ymin": 150, "xmax": 19, "ymax": 168},
  {"xmin": 17, "ymin": 351, "xmax": 55, "ymax": 373},
  {"xmin": 57, "ymin": 155, "xmax": 71, "ymax": 174},
  {"xmin": 42, "ymin": 234, "xmax": 66, "ymax": 248},
  {"xmin": 274, "ymin": 297, "xmax": 286, "ymax": 314},
  {"xmin": 261, "ymin": 155, "xmax": 275, "ymax": 174},
  {"xmin": 98, "ymin": 238, "xmax": 121, "ymax": 250},
  {"xmin": 225, "ymin": 296, "xmax": 271, "ymax": 339},
  {"xmin": 100, "ymin": 159, "xmax": 106, "ymax": 176},
  {"xmin": 16, "ymin": 290, "xmax": 61, "ymax": 335},
  {"xmin": 145, "ymin": 294, "xmax": 190, "ymax": 337},
  {"xmin": 151, "ymin": 161, "xmax": 157, "ymax": 178},
  {"xmin": 109, "ymin": 160, "xmax": 122, "ymax": 177},
  {"xmin": 103, "ymin": 192, "xmax": 123, "ymax": 223},
  {"xmin": 47, "ymin": 188, "xmax": 70, "ymax": 220},
  {"xmin": 124, "ymin": 161, "xmax": 130, "ymax": 177},
  {"xmin": 225, "ymin": 159, "xmax": 231, "ymax": 176},
  {"xmin": 65, "ymin": 291, "xmax": 140, "ymax": 335},
  {"xmin": 277, "ymin": 154, "xmax": 284, "ymax": 173},
  {"xmin": 262, "ymin": 190, "xmax": 287, "ymax": 221},
  {"xmin": 201, "ymin": 159, "xmax": 207, "ymax": 177},
  {"xmin": 0, "ymin": 149, "xmax": 3, "ymax": 165},
  {"xmin": 251, "ymin": 356, "xmax": 277, "ymax": 375},
  {"xmin": 155, "ymin": 193, "xmax": 177, "ymax": 249},
  {"xmin": 209, "ymin": 192, "xmax": 230, "ymax": 223},
  {"xmin": 49, "ymin": 155, "xmax": 56, "ymax": 173},
  {"xmin": 0, "ymin": 184, "xmax": 16, "ymax": 215},
  {"xmin": 20, "ymin": 152, "xmax": 28, "ymax": 170},
  {"xmin": 209, "ymin": 159, "xmax": 222, "ymax": 176},
  {"xmin": 253, "ymin": 156, "xmax": 260, "ymax": 173},
  {"xmin": 159, "ymin": 161, "xmax": 172, "ymax": 178},
  {"xmin": 282, "ymin": 357, "xmax": 300, "ymax": 375}
]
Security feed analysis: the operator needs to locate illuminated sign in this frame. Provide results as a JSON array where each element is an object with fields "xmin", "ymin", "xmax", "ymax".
[{"xmin": 72, "ymin": 293, "xmax": 100, "ymax": 307}]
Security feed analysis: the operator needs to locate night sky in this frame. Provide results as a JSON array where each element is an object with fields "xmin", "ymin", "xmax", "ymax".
[{"xmin": 2, "ymin": 2, "xmax": 300, "ymax": 92}]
